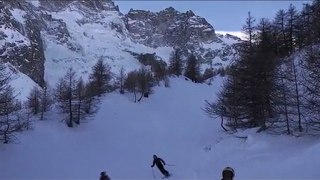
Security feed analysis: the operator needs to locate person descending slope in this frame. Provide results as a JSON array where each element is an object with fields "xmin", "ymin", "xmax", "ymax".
[
  {"xmin": 99, "ymin": 171, "xmax": 111, "ymax": 180},
  {"xmin": 221, "ymin": 167, "xmax": 235, "ymax": 180},
  {"xmin": 151, "ymin": 155, "xmax": 170, "ymax": 178}
]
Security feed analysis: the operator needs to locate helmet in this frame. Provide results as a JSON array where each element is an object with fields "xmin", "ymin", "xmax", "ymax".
[
  {"xmin": 222, "ymin": 167, "xmax": 234, "ymax": 179},
  {"xmin": 100, "ymin": 171, "xmax": 106, "ymax": 176}
]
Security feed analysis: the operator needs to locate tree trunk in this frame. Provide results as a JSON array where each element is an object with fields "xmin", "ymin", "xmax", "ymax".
[
  {"xmin": 68, "ymin": 75, "xmax": 73, "ymax": 128},
  {"xmin": 138, "ymin": 92, "xmax": 143, "ymax": 102},
  {"xmin": 281, "ymin": 75, "xmax": 290, "ymax": 135},
  {"xmin": 76, "ymin": 99, "xmax": 81, "ymax": 125},
  {"xmin": 220, "ymin": 115, "xmax": 228, "ymax": 132},
  {"xmin": 40, "ymin": 87, "xmax": 47, "ymax": 121},
  {"xmin": 292, "ymin": 60, "xmax": 302, "ymax": 132}
]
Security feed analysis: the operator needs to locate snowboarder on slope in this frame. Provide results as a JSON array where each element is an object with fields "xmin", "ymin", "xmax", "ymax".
[
  {"xmin": 100, "ymin": 171, "xmax": 111, "ymax": 180},
  {"xmin": 151, "ymin": 155, "xmax": 170, "ymax": 177},
  {"xmin": 221, "ymin": 167, "xmax": 234, "ymax": 180}
]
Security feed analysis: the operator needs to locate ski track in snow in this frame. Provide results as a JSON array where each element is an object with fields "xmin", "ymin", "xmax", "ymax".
[{"xmin": 0, "ymin": 77, "xmax": 320, "ymax": 180}]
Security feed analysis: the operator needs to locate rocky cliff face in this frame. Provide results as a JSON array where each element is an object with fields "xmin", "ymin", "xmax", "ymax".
[
  {"xmin": 0, "ymin": 0, "xmax": 45, "ymax": 85},
  {"xmin": 0, "ymin": 0, "xmax": 240, "ymax": 88},
  {"xmin": 39, "ymin": 0, "xmax": 119, "ymax": 12},
  {"xmin": 0, "ymin": 0, "xmax": 121, "ymax": 86},
  {"xmin": 125, "ymin": 7, "xmax": 217, "ymax": 48}
]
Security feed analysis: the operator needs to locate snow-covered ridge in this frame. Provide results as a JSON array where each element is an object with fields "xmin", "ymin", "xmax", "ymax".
[{"xmin": 125, "ymin": 7, "xmax": 217, "ymax": 47}]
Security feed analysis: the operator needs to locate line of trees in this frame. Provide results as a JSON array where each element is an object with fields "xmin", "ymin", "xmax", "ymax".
[
  {"xmin": 205, "ymin": 0, "xmax": 320, "ymax": 135},
  {"xmin": 0, "ymin": 56, "xmax": 114, "ymax": 142},
  {"xmin": 0, "ymin": 65, "xmax": 31, "ymax": 143},
  {"xmin": 168, "ymin": 49, "xmax": 205, "ymax": 83},
  {"xmin": 122, "ymin": 50, "xmax": 218, "ymax": 102},
  {"xmin": 26, "ymin": 57, "xmax": 112, "ymax": 129}
]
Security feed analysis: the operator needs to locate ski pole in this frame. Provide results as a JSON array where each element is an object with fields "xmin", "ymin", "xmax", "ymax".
[
  {"xmin": 166, "ymin": 164, "xmax": 176, "ymax": 166},
  {"xmin": 152, "ymin": 167, "xmax": 156, "ymax": 179}
]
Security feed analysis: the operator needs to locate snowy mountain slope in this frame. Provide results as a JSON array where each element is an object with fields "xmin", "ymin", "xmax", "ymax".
[
  {"xmin": 1, "ymin": 77, "xmax": 320, "ymax": 179},
  {"xmin": 42, "ymin": 4, "xmax": 176, "ymax": 84},
  {"xmin": 2, "ymin": 62, "xmax": 39, "ymax": 101},
  {"xmin": 1, "ymin": 0, "xmax": 240, "ymax": 90}
]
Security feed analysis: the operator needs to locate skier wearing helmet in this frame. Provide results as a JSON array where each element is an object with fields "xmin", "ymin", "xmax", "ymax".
[
  {"xmin": 99, "ymin": 171, "xmax": 111, "ymax": 180},
  {"xmin": 221, "ymin": 167, "xmax": 235, "ymax": 180},
  {"xmin": 151, "ymin": 155, "xmax": 170, "ymax": 177}
]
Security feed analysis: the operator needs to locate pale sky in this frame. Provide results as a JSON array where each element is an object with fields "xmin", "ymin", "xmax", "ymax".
[{"xmin": 115, "ymin": 1, "xmax": 312, "ymax": 34}]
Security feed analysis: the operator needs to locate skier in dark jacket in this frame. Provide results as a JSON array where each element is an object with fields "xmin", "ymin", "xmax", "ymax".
[
  {"xmin": 221, "ymin": 167, "xmax": 234, "ymax": 180},
  {"xmin": 151, "ymin": 155, "xmax": 170, "ymax": 177},
  {"xmin": 100, "ymin": 171, "xmax": 111, "ymax": 180}
]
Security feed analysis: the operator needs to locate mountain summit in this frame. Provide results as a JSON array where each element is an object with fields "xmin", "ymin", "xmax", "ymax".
[{"xmin": 125, "ymin": 6, "xmax": 217, "ymax": 48}]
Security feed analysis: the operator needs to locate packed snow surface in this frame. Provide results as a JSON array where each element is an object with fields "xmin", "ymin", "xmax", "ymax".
[{"xmin": 1, "ymin": 77, "xmax": 320, "ymax": 179}]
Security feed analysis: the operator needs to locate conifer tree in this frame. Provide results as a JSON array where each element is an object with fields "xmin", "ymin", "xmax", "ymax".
[
  {"xmin": 27, "ymin": 86, "xmax": 41, "ymax": 115},
  {"xmin": 184, "ymin": 54, "xmax": 200, "ymax": 83},
  {"xmin": 40, "ymin": 81, "xmax": 53, "ymax": 121},
  {"xmin": 168, "ymin": 49, "xmax": 184, "ymax": 77},
  {"xmin": 0, "ymin": 65, "xmax": 23, "ymax": 143},
  {"xmin": 89, "ymin": 57, "xmax": 112, "ymax": 96},
  {"xmin": 55, "ymin": 68, "xmax": 78, "ymax": 127}
]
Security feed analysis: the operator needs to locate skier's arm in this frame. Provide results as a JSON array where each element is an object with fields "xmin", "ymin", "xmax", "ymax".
[
  {"xmin": 151, "ymin": 160, "xmax": 155, "ymax": 167},
  {"xmin": 159, "ymin": 158, "xmax": 166, "ymax": 165},
  {"xmin": 106, "ymin": 174, "xmax": 111, "ymax": 180}
]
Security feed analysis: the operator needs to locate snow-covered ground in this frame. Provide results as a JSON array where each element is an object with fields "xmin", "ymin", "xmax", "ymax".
[{"xmin": 1, "ymin": 77, "xmax": 320, "ymax": 180}]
